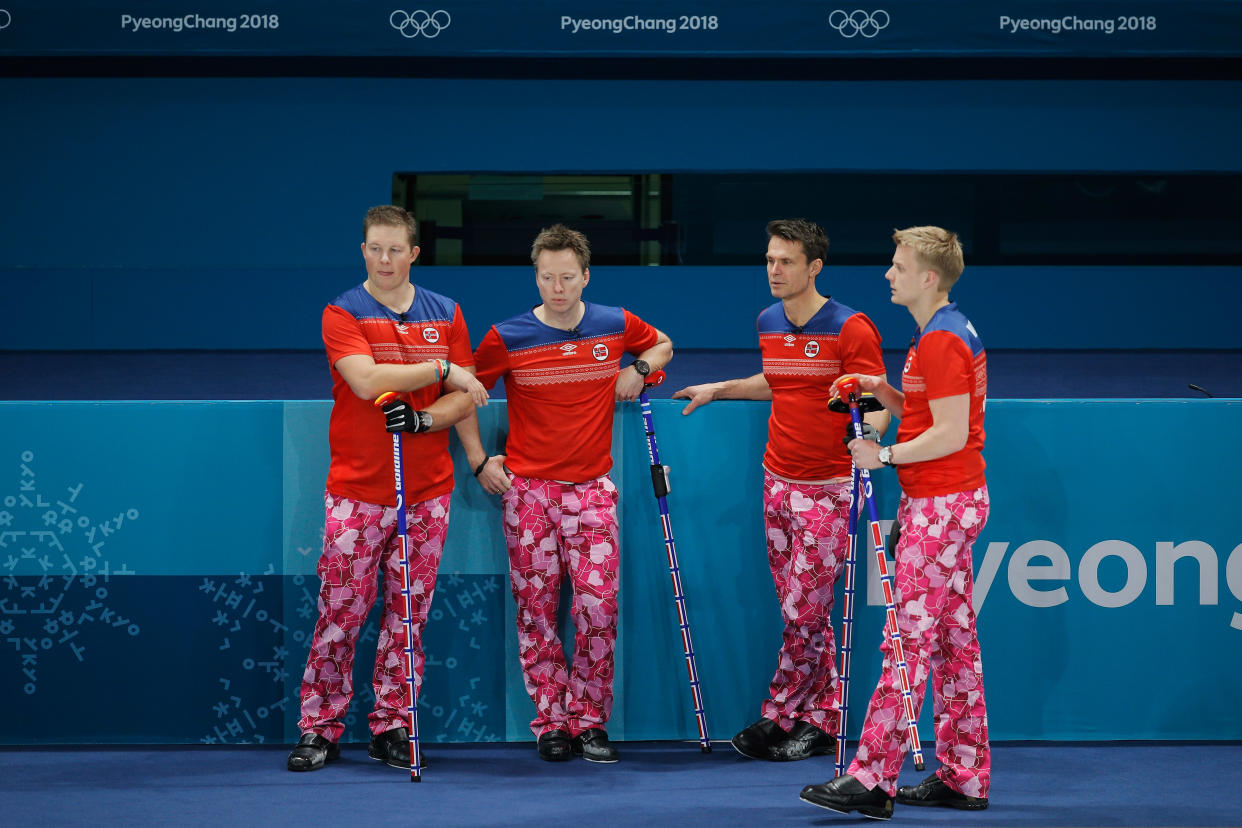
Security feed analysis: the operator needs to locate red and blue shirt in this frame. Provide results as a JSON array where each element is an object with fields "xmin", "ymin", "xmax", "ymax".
[
  {"xmin": 322, "ymin": 283, "xmax": 473, "ymax": 506},
  {"xmin": 897, "ymin": 302, "xmax": 987, "ymax": 498},
  {"xmin": 474, "ymin": 303, "xmax": 659, "ymax": 483},
  {"xmin": 759, "ymin": 299, "xmax": 885, "ymax": 481}
]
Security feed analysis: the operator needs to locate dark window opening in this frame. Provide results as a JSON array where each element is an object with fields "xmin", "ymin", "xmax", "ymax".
[{"xmin": 395, "ymin": 172, "xmax": 1242, "ymax": 267}]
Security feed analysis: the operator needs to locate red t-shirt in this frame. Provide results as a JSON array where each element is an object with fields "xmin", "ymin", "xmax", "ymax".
[
  {"xmin": 322, "ymin": 283, "xmax": 474, "ymax": 506},
  {"xmin": 474, "ymin": 303, "xmax": 659, "ymax": 483},
  {"xmin": 758, "ymin": 300, "xmax": 885, "ymax": 481},
  {"xmin": 897, "ymin": 303, "xmax": 987, "ymax": 498}
]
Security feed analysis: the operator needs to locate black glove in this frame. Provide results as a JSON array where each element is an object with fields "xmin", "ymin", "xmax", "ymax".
[
  {"xmin": 383, "ymin": 400, "xmax": 433, "ymax": 434},
  {"xmin": 842, "ymin": 422, "xmax": 879, "ymax": 448}
]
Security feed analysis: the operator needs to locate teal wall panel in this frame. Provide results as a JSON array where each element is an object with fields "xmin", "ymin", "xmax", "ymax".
[{"xmin": 2, "ymin": 398, "xmax": 1240, "ymax": 744}]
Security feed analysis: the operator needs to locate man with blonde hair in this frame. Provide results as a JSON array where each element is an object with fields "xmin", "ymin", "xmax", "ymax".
[{"xmin": 801, "ymin": 226, "xmax": 991, "ymax": 819}]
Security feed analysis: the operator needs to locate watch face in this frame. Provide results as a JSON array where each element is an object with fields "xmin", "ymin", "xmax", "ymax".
[{"xmin": 634, "ymin": 360, "xmax": 650, "ymax": 375}]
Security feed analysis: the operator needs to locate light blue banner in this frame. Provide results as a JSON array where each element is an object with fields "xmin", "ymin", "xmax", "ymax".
[{"xmin": 2, "ymin": 398, "xmax": 1239, "ymax": 743}]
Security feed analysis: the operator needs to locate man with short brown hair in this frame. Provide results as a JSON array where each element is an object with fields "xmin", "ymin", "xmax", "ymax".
[
  {"xmin": 675, "ymin": 219, "xmax": 888, "ymax": 763},
  {"xmin": 287, "ymin": 205, "xmax": 487, "ymax": 773},
  {"xmin": 459, "ymin": 224, "xmax": 673, "ymax": 764}
]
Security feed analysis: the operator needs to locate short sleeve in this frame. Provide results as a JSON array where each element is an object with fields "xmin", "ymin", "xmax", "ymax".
[
  {"xmin": 447, "ymin": 304, "xmax": 474, "ymax": 367},
  {"xmin": 472, "ymin": 327, "xmax": 511, "ymax": 391},
  {"xmin": 621, "ymin": 309, "xmax": 660, "ymax": 354},
  {"xmin": 918, "ymin": 331, "xmax": 973, "ymax": 400},
  {"xmin": 322, "ymin": 304, "xmax": 373, "ymax": 367},
  {"xmin": 838, "ymin": 313, "xmax": 886, "ymax": 377}
]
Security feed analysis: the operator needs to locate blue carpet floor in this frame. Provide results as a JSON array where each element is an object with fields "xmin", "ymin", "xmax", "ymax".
[
  {"xmin": 4, "ymin": 741, "xmax": 1241, "ymax": 827},
  {"xmin": 2, "ymin": 349, "xmax": 1239, "ymax": 400}
]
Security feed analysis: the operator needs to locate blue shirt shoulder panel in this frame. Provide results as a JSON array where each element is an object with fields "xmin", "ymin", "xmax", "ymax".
[
  {"xmin": 329, "ymin": 283, "xmax": 458, "ymax": 324},
  {"xmin": 917, "ymin": 303, "xmax": 984, "ymax": 356},
  {"xmin": 328, "ymin": 284, "xmax": 376, "ymax": 319},
  {"xmin": 757, "ymin": 298, "xmax": 858, "ymax": 335},
  {"xmin": 494, "ymin": 302, "xmax": 625, "ymax": 352}
]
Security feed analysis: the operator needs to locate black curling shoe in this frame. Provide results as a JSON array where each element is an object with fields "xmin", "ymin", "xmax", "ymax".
[
  {"xmin": 800, "ymin": 774, "xmax": 895, "ymax": 820},
  {"xmin": 369, "ymin": 727, "xmax": 427, "ymax": 769},
  {"xmin": 537, "ymin": 729, "xmax": 573, "ymax": 762},
  {"xmin": 769, "ymin": 720, "xmax": 836, "ymax": 761},
  {"xmin": 730, "ymin": 717, "xmax": 786, "ymax": 760},
  {"xmin": 572, "ymin": 728, "xmax": 620, "ymax": 763},
  {"xmin": 287, "ymin": 732, "xmax": 340, "ymax": 772},
  {"xmin": 896, "ymin": 772, "xmax": 988, "ymax": 810}
]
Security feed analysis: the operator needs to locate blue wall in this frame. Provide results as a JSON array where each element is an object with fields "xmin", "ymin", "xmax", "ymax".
[
  {"xmin": 3, "ymin": 77, "xmax": 1242, "ymax": 351},
  {"xmin": 3, "ymin": 398, "xmax": 1240, "ymax": 745},
  {"xmin": 6, "ymin": 264, "xmax": 1242, "ymax": 350}
]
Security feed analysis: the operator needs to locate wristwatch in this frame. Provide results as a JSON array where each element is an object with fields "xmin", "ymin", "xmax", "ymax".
[
  {"xmin": 416, "ymin": 411, "xmax": 434, "ymax": 432},
  {"xmin": 631, "ymin": 359, "xmax": 651, "ymax": 377},
  {"xmin": 878, "ymin": 445, "xmax": 896, "ymax": 467}
]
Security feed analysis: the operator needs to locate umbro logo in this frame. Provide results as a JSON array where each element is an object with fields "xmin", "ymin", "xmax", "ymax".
[{"xmin": 560, "ymin": 342, "xmax": 578, "ymax": 354}]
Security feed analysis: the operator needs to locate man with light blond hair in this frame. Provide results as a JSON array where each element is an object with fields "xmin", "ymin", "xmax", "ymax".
[{"xmin": 801, "ymin": 226, "xmax": 991, "ymax": 819}]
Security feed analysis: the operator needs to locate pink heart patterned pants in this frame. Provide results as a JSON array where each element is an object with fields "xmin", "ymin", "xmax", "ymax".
[
  {"xmin": 297, "ymin": 490, "xmax": 451, "ymax": 741},
  {"xmin": 502, "ymin": 475, "xmax": 620, "ymax": 738},
  {"xmin": 759, "ymin": 470, "xmax": 852, "ymax": 733},
  {"xmin": 848, "ymin": 485, "xmax": 991, "ymax": 799}
]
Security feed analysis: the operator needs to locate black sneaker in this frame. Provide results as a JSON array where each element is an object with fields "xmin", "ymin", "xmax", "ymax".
[
  {"xmin": 368, "ymin": 727, "xmax": 427, "ymax": 769},
  {"xmin": 537, "ymin": 729, "xmax": 573, "ymax": 762},
  {"xmin": 287, "ymin": 732, "xmax": 340, "ymax": 772},
  {"xmin": 896, "ymin": 772, "xmax": 988, "ymax": 810},
  {"xmin": 572, "ymin": 728, "xmax": 619, "ymax": 763},
  {"xmin": 769, "ymin": 720, "xmax": 836, "ymax": 761},
  {"xmin": 800, "ymin": 774, "xmax": 895, "ymax": 821},
  {"xmin": 730, "ymin": 717, "xmax": 786, "ymax": 760}
]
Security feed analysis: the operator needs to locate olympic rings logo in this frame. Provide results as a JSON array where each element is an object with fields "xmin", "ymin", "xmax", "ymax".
[
  {"xmin": 0, "ymin": 9, "xmax": 12, "ymax": 31},
  {"xmin": 390, "ymin": 9, "xmax": 451, "ymax": 38},
  {"xmin": 828, "ymin": 9, "xmax": 890, "ymax": 38}
]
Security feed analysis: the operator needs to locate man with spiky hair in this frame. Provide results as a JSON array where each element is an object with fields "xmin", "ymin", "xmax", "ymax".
[{"xmin": 460, "ymin": 224, "xmax": 673, "ymax": 764}]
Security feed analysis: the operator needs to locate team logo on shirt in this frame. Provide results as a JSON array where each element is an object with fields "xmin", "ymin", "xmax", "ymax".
[
  {"xmin": 592, "ymin": 343, "xmax": 610, "ymax": 361},
  {"xmin": 560, "ymin": 342, "xmax": 578, "ymax": 355},
  {"xmin": 422, "ymin": 327, "xmax": 440, "ymax": 343},
  {"xmin": 804, "ymin": 341, "xmax": 820, "ymax": 358}
]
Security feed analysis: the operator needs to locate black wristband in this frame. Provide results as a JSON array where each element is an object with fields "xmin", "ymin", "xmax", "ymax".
[
  {"xmin": 443, "ymin": 360, "xmax": 451, "ymax": 382},
  {"xmin": 474, "ymin": 457, "xmax": 490, "ymax": 477}
]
